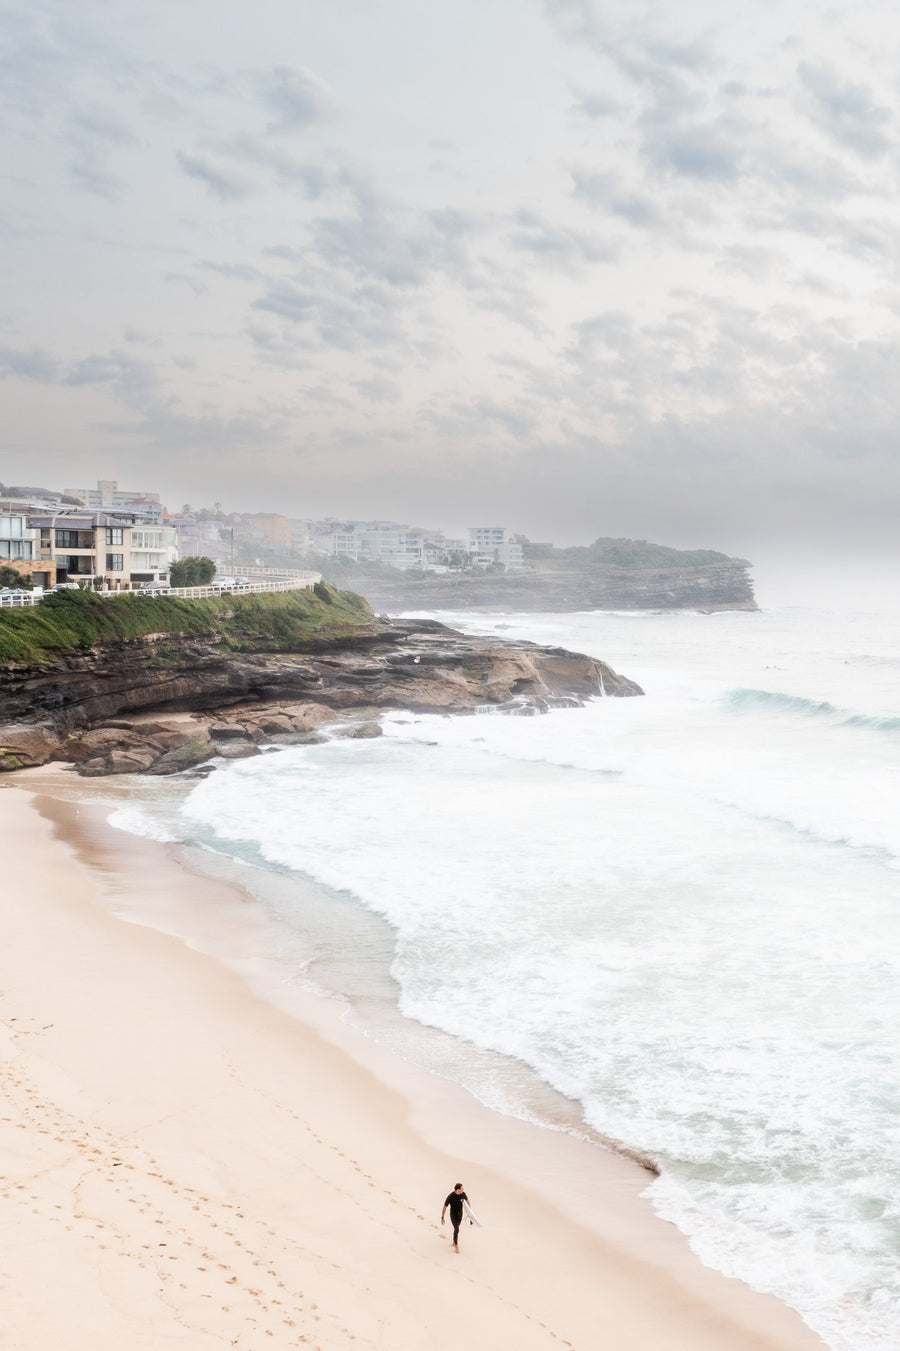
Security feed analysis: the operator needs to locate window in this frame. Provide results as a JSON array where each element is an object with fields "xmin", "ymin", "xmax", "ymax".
[
  {"xmin": 132, "ymin": 530, "xmax": 162, "ymax": 549},
  {"xmin": 55, "ymin": 529, "xmax": 80, "ymax": 549},
  {"xmin": 106, "ymin": 554, "xmax": 124, "ymax": 572},
  {"xmin": 105, "ymin": 527, "xmax": 124, "ymax": 545}
]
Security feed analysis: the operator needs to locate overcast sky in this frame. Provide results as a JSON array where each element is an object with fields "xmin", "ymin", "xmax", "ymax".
[{"xmin": 2, "ymin": 0, "xmax": 900, "ymax": 555}]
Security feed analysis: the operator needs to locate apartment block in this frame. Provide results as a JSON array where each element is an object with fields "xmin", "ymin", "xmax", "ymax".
[
  {"xmin": 64, "ymin": 479, "xmax": 162, "ymax": 512},
  {"xmin": 467, "ymin": 527, "xmax": 523, "ymax": 569}
]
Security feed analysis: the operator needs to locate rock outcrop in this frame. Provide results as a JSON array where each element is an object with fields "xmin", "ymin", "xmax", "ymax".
[{"xmin": 0, "ymin": 617, "xmax": 642, "ymax": 775}]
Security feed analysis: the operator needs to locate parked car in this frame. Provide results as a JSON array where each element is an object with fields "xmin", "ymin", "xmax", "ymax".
[{"xmin": 139, "ymin": 580, "xmax": 170, "ymax": 593}]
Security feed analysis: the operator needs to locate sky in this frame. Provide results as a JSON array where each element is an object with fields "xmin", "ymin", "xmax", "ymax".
[{"xmin": 2, "ymin": 0, "xmax": 900, "ymax": 558}]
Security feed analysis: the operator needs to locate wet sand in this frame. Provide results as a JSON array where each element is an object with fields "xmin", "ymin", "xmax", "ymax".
[{"xmin": 0, "ymin": 782, "xmax": 826, "ymax": 1350}]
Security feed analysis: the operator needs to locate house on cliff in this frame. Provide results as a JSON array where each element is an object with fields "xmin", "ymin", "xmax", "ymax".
[{"xmin": 27, "ymin": 510, "xmax": 177, "ymax": 590}]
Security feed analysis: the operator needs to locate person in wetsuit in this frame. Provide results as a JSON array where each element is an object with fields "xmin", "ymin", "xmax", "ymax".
[{"xmin": 441, "ymin": 1183, "xmax": 469, "ymax": 1251}]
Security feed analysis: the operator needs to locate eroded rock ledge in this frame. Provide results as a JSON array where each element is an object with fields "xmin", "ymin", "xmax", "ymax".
[{"xmin": 0, "ymin": 617, "xmax": 643, "ymax": 776}]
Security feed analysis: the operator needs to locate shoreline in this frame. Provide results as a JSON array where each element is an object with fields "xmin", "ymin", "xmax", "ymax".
[{"xmin": 0, "ymin": 779, "xmax": 826, "ymax": 1350}]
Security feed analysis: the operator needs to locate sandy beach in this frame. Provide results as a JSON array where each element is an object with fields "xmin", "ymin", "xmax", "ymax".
[{"xmin": 0, "ymin": 781, "xmax": 826, "ymax": 1351}]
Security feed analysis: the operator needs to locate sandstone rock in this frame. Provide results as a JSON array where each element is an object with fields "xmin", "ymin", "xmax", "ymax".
[
  {"xmin": 0, "ymin": 724, "xmax": 59, "ymax": 771},
  {"xmin": 138, "ymin": 721, "xmax": 206, "ymax": 752},
  {"xmin": 0, "ymin": 616, "xmax": 643, "ymax": 777},
  {"xmin": 250, "ymin": 713, "xmax": 297, "ymax": 735},
  {"xmin": 63, "ymin": 727, "xmax": 141, "ymax": 761},
  {"xmin": 146, "ymin": 738, "xmax": 216, "ymax": 775},
  {"xmin": 208, "ymin": 721, "xmax": 253, "ymax": 740},
  {"xmin": 79, "ymin": 746, "xmax": 158, "ymax": 776},
  {"xmin": 346, "ymin": 721, "xmax": 383, "ymax": 739},
  {"xmin": 215, "ymin": 740, "xmax": 261, "ymax": 760}
]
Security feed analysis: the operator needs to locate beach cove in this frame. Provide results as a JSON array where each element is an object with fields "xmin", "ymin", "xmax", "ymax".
[{"xmin": 0, "ymin": 781, "xmax": 824, "ymax": 1351}]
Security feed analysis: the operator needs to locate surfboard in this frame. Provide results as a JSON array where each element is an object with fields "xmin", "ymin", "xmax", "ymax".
[{"xmin": 462, "ymin": 1200, "xmax": 482, "ymax": 1227}]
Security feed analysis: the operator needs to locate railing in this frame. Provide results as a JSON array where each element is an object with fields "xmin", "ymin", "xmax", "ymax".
[
  {"xmin": 156, "ymin": 571, "xmax": 321, "ymax": 600},
  {"xmin": 0, "ymin": 592, "xmax": 42, "ymax": 607},
  {"xmin": 0, "ymin": 571, "xmax": 321, "ymax": 609}
]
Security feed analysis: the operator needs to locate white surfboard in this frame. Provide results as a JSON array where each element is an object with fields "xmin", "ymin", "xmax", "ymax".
[{"xmin": 462, "ymin": 1200, "xmax": 482, "ymax": 1227}]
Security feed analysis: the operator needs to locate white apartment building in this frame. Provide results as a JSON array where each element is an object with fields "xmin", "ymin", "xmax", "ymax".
[
  {"xmin": 129, "ymin": 525, "xmax": 178, "ymax": 582},
  {"xmin": 467, "ymin": 527, "xmax": 523, "ymax": 570},
  {"xmin": 322, "ymin": 530, "xmax": 361, "ymax": 560},
  {"xmin": 0, "ymin": 513, "xmax": 39, "ymax": 584}
]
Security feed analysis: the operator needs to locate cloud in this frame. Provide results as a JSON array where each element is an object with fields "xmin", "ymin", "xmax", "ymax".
[
  {"xmin": 798, "ymin": 62, "xmax": 892, "ymax": 159},
  {"xmin": 70, "ymin": 107, "xmax": 138, "ymax": 145},
  {"xmin": 572, "ymin": 172, "xmax": 662, "ymax": 228},
  {"xmin": 542, "ymin": 0, "xmax": 607, "ymax": 51},
  {"xmin": 572, "ymin": 91, "xmax": 621, "ymax": 120},
  {"xmin": 219, "ymin": 133, "xmax": 330, "ymax": 197},
  {"xmin": 175, "ymin": 151, "xmax": 251, "ymax": 201},
  {"xmin": 352, "ymin": 374, "xmax": 402, "ymax": 403},
  {"xmin": 714, "ymin": 244, "xmax": 785, "ymax": 280},
  {"xmin": 640, "ymin": 113, "xmax": 745, "ymax": 182},
  {"xmin": 0, "ymin": 346, "xmax": 60, "ymax": 381},
  {"xmin": 198, "ymin": 260, "xmax": 264, "ymax": 282},
  {"xmin": 67, "ymin": 157, "xmax": 127, "ymax": 198},
  {"xmin": 254, "ymin": 64, "xmax": 337, "ymax": 134},
  {"xmin": 507, "ymin": 209, "xmax": 619, "ymax": 268},
  {"xmin": 252, "ymin": 283, "xmax": 313, "ymax": 324}
]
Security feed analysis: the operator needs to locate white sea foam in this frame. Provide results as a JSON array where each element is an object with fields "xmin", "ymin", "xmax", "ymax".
[
  {"xmin": 116, "ymin": 603, "xmax": 900, "ymax": 1351},
  {"xmin": 108, "ymin": 802, "xmax": 185, "ymax": 843}
]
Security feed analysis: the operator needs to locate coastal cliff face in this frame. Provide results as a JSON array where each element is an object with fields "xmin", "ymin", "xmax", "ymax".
[
  {"xmin": 353, "ymin": 561, "xmax": 757, "ymax": 613},
  {"xmin": 0, "ymin": 616, "xmax": 642, "ymax": 775}
]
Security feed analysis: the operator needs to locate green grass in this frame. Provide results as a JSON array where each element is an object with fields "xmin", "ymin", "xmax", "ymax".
[{"xmin": 0, "ymin": 584, "xmax": 375, "ymax": 666}]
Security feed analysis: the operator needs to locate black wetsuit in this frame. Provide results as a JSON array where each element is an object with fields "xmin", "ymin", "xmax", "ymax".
[{"xmin": 445, "ymin": 1191, "xmax": 469, "ymax": 1245}]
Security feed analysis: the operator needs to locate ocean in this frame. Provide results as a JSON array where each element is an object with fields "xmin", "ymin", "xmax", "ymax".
[{"xmin": 108, "ymin": 602, "xmax": 900, "ymax": 1351}]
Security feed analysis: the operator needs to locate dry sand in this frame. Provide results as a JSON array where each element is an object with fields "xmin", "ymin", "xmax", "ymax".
[{"xmin": 0, "ymin": 782, "xmax": 827, "ymax": 1351}]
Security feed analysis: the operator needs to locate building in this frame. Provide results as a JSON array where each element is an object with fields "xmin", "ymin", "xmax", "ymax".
[
  {"xmin": 0, "ymin": 513, "xmax": 51, "ymax": 587},
  {"xmin": 128, "ymin": 524, "xmax": 179, "ymax": 583},
  {"xmin": 64, "ymin": 479, "xmax": 162, "ymax": 512},
  {"xmin": 467, "ymin": 527, "xmax": 523, "ymax": 570},
  {"xmin": 27, "ymin": 511, "xmax": 176, "ymax": 589},
  {"xmin": 289, "ymin": 519, "xmax": 311, "ymax": 555},
  {"xmin": 168, "ymin": 515, "xmax": 231, "ymax": 567},
  {"xmin": 249, "ymin": 513, "xmax": 291, "ymax": 549}
]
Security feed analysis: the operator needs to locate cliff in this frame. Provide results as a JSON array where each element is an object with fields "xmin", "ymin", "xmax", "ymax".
[
  {"xmin": 0, "ymin": 590, "xmax": 643, "ymax": 776},
  {"xmin": 352, "ymin": 560, "xmax": 757, "ymax": 613}
]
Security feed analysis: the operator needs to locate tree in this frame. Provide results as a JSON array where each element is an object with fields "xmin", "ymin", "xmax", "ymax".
[
  {"xmin": 0, "ymin": 565, "xmax": 32, "ymax": 589},
  {"xmin": 170, "ymin": 556, "xmax": 216, "ymax": 587}
]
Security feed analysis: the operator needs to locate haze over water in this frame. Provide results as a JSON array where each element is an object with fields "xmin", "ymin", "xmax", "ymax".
[{"xmin": 111, "ymin": 599, "xmax": 900, "ymax": 1351}]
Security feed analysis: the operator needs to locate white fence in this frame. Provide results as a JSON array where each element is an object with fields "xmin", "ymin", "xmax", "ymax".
[
  {"xmin": 0, "ymin": 570, "xmax": 322, "ymax": 608},
  {"xmin": 159, "ymin": 571, "xmax": 321, "ymax": 600},
  {"xmin": 0, "ymin": 591, "xmax": 41, "ymax": 608}
]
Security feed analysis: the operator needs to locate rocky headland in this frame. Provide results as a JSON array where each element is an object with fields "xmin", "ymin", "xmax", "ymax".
[
  {"xmin": 352, "ymin": 559, "xmax": 757, "ymax": 613},
  {"xmin": 0, "ymin": 592, "xmax": 642, "ymax": 776}
]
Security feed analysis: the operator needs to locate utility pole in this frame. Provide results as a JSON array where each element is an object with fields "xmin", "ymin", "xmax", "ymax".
[{"xmin": 231, "ymin": 526, "xmax": 235, "ymax": 574}]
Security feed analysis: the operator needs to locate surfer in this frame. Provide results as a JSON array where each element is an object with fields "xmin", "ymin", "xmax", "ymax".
[{"xmin": 441, "ymin": 1183, "xmax": 469, "ymax": 1252}]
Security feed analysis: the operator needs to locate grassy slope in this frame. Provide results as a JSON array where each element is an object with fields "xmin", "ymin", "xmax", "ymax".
[{"xmin": 0, "ymin": 584, "xmax": 374, "ymax": 666}]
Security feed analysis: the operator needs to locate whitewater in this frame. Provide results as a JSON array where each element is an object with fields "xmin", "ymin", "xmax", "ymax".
[{"xmin": 110, "ymin": 602, "xmax": 900, "ymax": 1351}]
